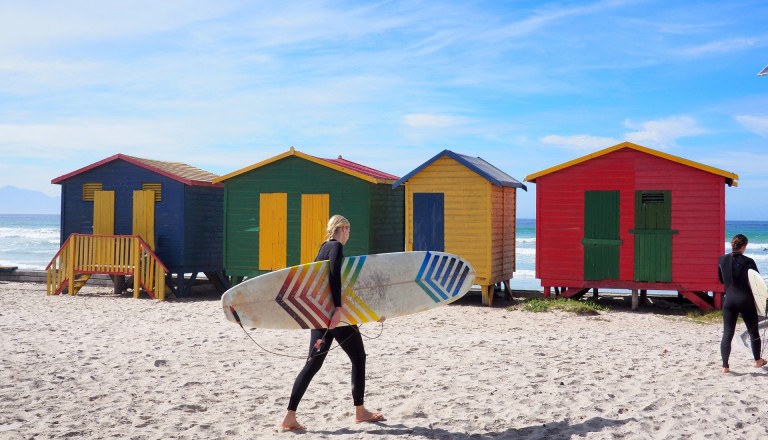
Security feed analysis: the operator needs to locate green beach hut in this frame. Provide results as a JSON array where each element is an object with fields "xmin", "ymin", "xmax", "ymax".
[{"xmin": 213, "ymin": 147, "xmax": 404, "ymax": 282}]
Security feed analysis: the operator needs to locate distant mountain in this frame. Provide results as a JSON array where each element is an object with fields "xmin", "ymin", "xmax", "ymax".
[{"xmin": 0, "ymin": 186, "xmax": 60, "ymax": 214}]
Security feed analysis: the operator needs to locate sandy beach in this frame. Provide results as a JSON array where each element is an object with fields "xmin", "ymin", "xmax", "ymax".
[{"xmin": 2, "ymin": 282, "xmax": 767, "ymax": 439}]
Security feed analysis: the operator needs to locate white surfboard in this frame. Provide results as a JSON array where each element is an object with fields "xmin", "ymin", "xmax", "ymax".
[
  {"xmin": 738, "ymin": 270, "xmax": 767, "ymax": 350},
  {"xmin": 749, "ymin": 268, "xmax": 768, "ymax": 317},
  {"xmin": 222, "ymin": 251, "xmax": 475, "ymax": 330}
]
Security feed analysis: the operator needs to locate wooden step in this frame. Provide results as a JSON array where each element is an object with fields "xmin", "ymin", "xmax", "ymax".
[{"xmin": 71, "ymin": 274, "xmax": 91, "ymax": 294}]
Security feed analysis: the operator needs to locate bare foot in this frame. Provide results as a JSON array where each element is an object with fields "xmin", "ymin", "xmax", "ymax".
[
  {"xmin": 280, "ymin": 424, "xmax": 305, "ymax": 432},
  {"xmin": 722, "ymin": 367, "xmax": 730, "ymax": 374},
  {"xmin": 281, "ymin": 411, "xmax": 305, "ymax": 431},
  {"xmin": 755, "ymin": 359, "xmax": 767, "ymax": 368},
  {"xmin": 355, "ymin": 410, "xmax": 385, "ymax": 424}
]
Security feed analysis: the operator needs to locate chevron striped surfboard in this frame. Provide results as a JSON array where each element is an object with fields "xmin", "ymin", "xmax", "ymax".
[{"xmin": 222, "ymin": 251, "xmax": 475, "ymax": 330}]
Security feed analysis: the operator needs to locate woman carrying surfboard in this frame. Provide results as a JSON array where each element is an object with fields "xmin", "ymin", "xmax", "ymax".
[
  {"xmin": 719, "ymin": 234, "xmax": 767, "ymax": 374},
  {"xmin": 281, "ymin": 215, "xmax": 385, "ymax": 431}
]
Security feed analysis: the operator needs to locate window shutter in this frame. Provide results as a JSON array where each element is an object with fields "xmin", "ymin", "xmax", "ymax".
[
  {"xmin": 82, "ymin": 183, "xmax": 103, "ymax": 201},
  {"xmin": 142, "ymin": 183, "xmax": 162, "ymax": 202}
]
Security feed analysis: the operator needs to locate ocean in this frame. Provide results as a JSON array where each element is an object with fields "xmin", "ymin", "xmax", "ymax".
[
  {"xmin": 0, "ymin": 214, "xmax": 61, "ymax": 271},
  {"xmin": 1, "ymin": 214, "xmax": 767, "ymax": 292}
]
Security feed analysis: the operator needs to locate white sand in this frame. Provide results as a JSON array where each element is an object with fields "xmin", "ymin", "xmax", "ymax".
[{"xmin": 1, "ymin": 281, "xmax": 767, "ymax": 439}]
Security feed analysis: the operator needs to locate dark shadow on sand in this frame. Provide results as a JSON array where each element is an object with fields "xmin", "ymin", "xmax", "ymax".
[
  {"xmin": 61, "ymin": 281, "xmax": 224, "ymax": 303},
  {"xmin": 309, "ymin": 416, "xmax": 634, "ymax": 439}
]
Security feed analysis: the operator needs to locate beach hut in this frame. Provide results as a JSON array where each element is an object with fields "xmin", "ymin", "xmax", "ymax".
[
  {"xmin": 50, "ymin": 154, "xmax": 227, "ymax": 297},
  {"xmin": 392, "ymin": 150, "xmax": 528, "ymax": 306},
  {"xmin": 212, "ymin": 147, "xmax": 404, "ymax": 281},
  {"xmin": 524, "ymin": 142, "xmax": 739, "ymax": 310}
]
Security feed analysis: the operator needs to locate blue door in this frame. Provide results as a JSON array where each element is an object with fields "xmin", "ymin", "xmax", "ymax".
[{"xmin": 413, "ymin": 193, "xmax": 444, "ymax": 251}]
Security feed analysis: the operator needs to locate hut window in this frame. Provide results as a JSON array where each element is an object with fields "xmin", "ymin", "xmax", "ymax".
[
  {"xmin": 142, "ymin": 183, "xmax": 162, "ymax": 202},
  {"xmin": 82, "ymin": 183, "xmax": 103, "ymax": 201},
  {"xmin": 641, "ymin": 192, "xmax": 665, "ymax": 204}
]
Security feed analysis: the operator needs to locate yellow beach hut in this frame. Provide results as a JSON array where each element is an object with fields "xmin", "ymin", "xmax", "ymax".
[{"xmin": 393, "ymin": 150, "xmax": 527, "ymax": 306}]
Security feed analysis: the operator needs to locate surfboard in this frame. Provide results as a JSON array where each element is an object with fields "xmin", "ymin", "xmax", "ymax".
[
  {"xmin": 738, "ymin": 270, "xmax": 768, "ymax": 350},
  {"xmin": 222, "ymin": 251, "xmax": 476, "ymax": 330},
  {"xmin": 749, "ymin": 268, "xmax": 768, "ymax": 317},
  {"xmin": 739, "ymin": 318, "xmax": 768, "ymax": 350}
]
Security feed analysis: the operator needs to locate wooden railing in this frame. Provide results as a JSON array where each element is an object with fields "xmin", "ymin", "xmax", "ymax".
[
  {"xmin": 136, "ymin": 239, "xmax": 167, "ymax": 300},
  {"xmin": 46, "ymin": 234, "xmax": 168, "ymax": 300}
]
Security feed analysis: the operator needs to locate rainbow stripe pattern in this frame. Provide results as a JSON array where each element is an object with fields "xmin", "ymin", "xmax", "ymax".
[
  {"xmin": 274, "ymin": 252, "xmax": 472, "ymax": 329},
  {"xmin": 275, "ymin": 256, "xmax": 379, "ymax": 329}
]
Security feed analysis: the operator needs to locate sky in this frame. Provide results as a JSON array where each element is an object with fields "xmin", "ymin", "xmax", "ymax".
[{"xmin": 0, "ymin": 0, "xmax": 766, "ymax": 219}]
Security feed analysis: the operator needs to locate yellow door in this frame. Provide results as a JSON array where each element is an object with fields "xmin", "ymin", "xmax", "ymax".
[
  {"xmin": 259, "ymin": 193, "xmax": 287, "ymax": 270},
  {"xmin": 132, "ymin": 190, "xmax": 156, "ymax": 250},
  {"xmin": 300, "ymin": 194, "xmax": 329, "ymax": 264},
  {"xmin": 93, "ymin": 191, "xmax": 115, "ymax": 235}
]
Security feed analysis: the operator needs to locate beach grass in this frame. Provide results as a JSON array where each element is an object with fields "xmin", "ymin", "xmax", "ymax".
[
  {"xmin": 685, "ymin": 309, "xmax": 723, "ymax": 324},
  {"xmin": 511, "ymin": 298, "xmax": 608, "ymax": 315}
]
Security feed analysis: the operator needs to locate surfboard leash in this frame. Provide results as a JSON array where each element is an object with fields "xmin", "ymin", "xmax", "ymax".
[
  {"xmin": 228, "ymin": 306, "xmax": 384, "ymax": 359},
  {"xmin": 308, "ymin": 320, "xmax": 386, "ymax": 360},
  {"xmin": 742, "ymin": 309, "xmax": 768, "ymax": 359},
  {"xmin": 295, "ymin": 321, "xmax": 385, "ymax": 361},
  {"xmin": 228, "ymin": 306, "xmax": 307, "ymax": 359},
  {"xmin": 760, "ymin": 310, "xmax": 768, "ymax": 359}
]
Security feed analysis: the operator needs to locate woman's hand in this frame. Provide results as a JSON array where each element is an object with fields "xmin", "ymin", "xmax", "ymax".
[{"xmin": 329, "ymin": 307, "xmax": 343, "ymax": 329}]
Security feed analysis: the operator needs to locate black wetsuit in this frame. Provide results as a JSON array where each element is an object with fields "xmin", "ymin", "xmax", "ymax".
[
  {"xmin": 719, "ymin": 251, "xmax": 760, "ymax": 368},
  {"xmin": 287, "ymin": 240, "xmax": 367, "ymax": 411}
]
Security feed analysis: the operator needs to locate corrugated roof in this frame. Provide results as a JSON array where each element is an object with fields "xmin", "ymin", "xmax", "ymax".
[
  {"xmin": 320, "ymin": 156, "xmax": 400, "ymax": 181},
  {"xmin": 213, "ymin": 147, "xmax": 399, "ymax": 184},
  {"xmin": 392, "ymin": 149, "xmax": 527, "ymax": 190},
  {"xmin": 51, "ymin": 154, "xmax": 222, "ymax": 187},
  {"xmin": 524, "ymin": 142, "xmax": 739, "ymax": 187},
  {"xmin": 123, "ymin": 155, "xmax": 220, "ymax": 183}
]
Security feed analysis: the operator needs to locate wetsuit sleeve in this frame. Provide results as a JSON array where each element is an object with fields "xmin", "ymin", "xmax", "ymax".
[
  {"xmin": 718, "ymin": 261, "xmax": 724, "ymax": 284},
  {"xmin": 327, "ymin": 241, "xmax": 343, "ymax": 308},
  {"xmin": 718, "ymin": 255, "xmax": 727, "ymax": 284}
]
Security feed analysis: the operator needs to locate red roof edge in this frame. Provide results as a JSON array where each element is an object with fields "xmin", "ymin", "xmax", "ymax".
[
  {"xmin": 319, "ymin": 156, "xmax": 400, "ymax": 181},
  {"xmin": 51, "ymin": 154, "xmax": 122, "ymax": 184},
  {"xmin": 51, "ymin": 154, "xmax": 222, "ymax": 187}
]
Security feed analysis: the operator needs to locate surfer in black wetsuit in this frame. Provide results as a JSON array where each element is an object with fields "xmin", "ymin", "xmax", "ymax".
[
  {"xmin": 719, "ymin": 234, "xmax": 767, "ymax": 373},
  {"xmin": 281, "ymin": 215, "xmax": 385, "ymax": 431}
]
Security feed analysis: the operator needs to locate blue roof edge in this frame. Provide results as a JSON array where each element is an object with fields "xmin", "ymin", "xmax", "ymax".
[{"xmin": 392, "ymin": 149, "xmax": 527, "ymax": 191}]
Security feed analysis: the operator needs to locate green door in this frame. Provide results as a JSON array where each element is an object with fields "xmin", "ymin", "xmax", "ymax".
[
  {"xmin": 630, "ymin": 191, "xmax": 678, "ymax": 282},
  {"xmin": 583, "ymin": 191, "xmax": 621, "ymax": 280}
]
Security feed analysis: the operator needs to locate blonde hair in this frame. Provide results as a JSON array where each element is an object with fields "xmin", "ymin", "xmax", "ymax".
[{"xmin": 326, "ymin": 214, "xmax": 350, "ymax": 241}]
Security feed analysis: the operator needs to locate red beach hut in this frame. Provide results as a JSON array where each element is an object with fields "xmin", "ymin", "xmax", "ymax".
[{"xmin": 524, "ymin": 142, "xmax": 739, "ymax": 310}]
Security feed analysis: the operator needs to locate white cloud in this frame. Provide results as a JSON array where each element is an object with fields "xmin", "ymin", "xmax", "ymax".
[
  {"xmin": 734, "ymin": 115, "xmax": 768, "ymax": 138},
  {"xmin": 490, "ymin": 0, "xmax": 632, "ymax": 39},
  {"xmin": 623, "ymin": 116, "xmax": 706, "ymax": 148},
  {"xmin": 0, "ymin": 120, "xmax": 184, "ymax": 157},
  {"xmin": 539, "ymin": 116, "xmax": 708, "ymax": 151},
  {"xmin": 402, "ymin": 113, "xmax": 468, "ymax": 129},
  {"xmin": 539, "ymin": 134, "xmax": 618, "ymax": 150},
  {"xmin": 0, "ymin": 1, "xmax": 236, "ymax": 52},
  {"xmin": 228, "ymin": 3, "xmax": 416, "ymax": 49},
  {"xmin": 677, "ymin": 37, "xmax": 765, "ymax": 57}
]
